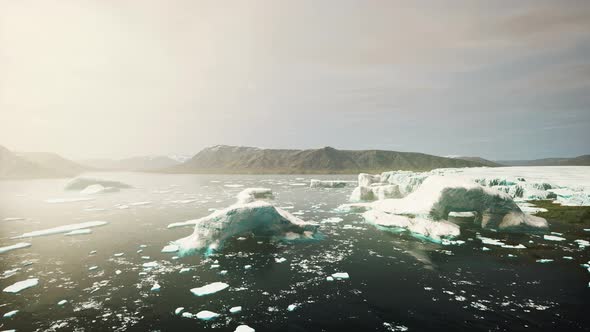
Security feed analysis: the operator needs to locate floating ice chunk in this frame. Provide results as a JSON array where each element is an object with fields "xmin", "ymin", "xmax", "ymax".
[
  {"xmin": 196, "ymin": 310, "xmax": 220, "ymax": 320},
  {"xmin": 544, "ymin": 235, "xmax": 566, "ymax": 241},
  {"xmin": 115, "ymin": 270, "xmax": 122, "ymax": 275},
  {"xmin": 130, "ymin": 201, "xmax": 151, "ymax": 206},
  {"xmin": 575, "ymin": 239, "xmax": 590, "ymax": 248},
  {"xmin": 3, "ymin": 310, "xmax": 18, "ymax": 318},
  {"xmin": 244, "ymin": 265, "xmax": 252, "ymax": 270},
  {"xmin": 448, "ymin": 211, "xmax": 476, "ymax": 218},
  {"xmin": 219, "ymin": 270, "xmax": 228, "ymax": 275},
  {"xmin": 326, "ymin": 276, "xmax": 334, "ymax": 281},
  {"xmin": 563, "ymin": 256, "xmax": 574, "ymax": 260},
  {"xmin": 190, "ymin": 282, "xmax": 229, "ymax": 296},
  {"xmin": 210, "ymin": 264, "xmax": 220, "ymax": 269},
  {"xmin": 113, "ymin": 253, "xmax": 124, "ymax": 257},
  {"xmin": 46, "ymin": 197, "xmax": 94, "ymax": 203},
  {"xmin": 179, "ymin": 267, "xmax": 191, "ymax": 273},
  {"xmin": 57, "ymin": 300, "xmax": 67, "ymax": 306},
  {"xmin": 181, "ymin": 312, "xmax": 193, "ymax": 318},
  {"xmin": 274, "ymin": 257, "xmax": 287, "ymax": 263},
  {"xmin": 66, "ymin": 178, "xmax": 131, "ymax": 191},
  {"xmin": 229, "ymin": 306, "xmax": 242, "ymax": 313},
  {"xmin": 235, "ymin": 325, "xmax": 255, "ymax": 332},
  {"xmin": 151, "ymin": 282, "xmax": 161, "ymax": 291},
  {"xmin": 64, "ymin": 229, "xmax": 92, "ymax": 236},
  {"xmin": 310, "ymin": 180, "xmax": 354, "ymax": 188},
  {"xmin": 173, "ymin": 201, "xmax": 318, "ymax": 254},
  {"xmin": 224, "ymin": 184, "xmax": 244, "ymax": 188},
  {"xmin": 236, "ymin": 188, "xmax": 274, "ymax": 204},
  {"xmin": 477, "ymin": 235, "xmax": 526, "ymax": 249},
  {"xmin": 118, "ymin": 205, "xmax": 129, "ymax": 209},
  {"xmin": 88, "ymin": 266, "xmax": 98, "ymax": 271},
  {"xmin": 174, "ymin": 307, "xmax": 184, "ymax": 315},
  {"xmin": 287, "ymin": 304, "xmax": 299, "ymax": 311},
  {"xmin": 80, "ymin": 184, "xmax": 117, "ymax": 195},
  {"xmin": 167, "ymin": 219, "xmax": 200, "ymax": 229},
  {"xmin": 331, "ymin": 272, "xmax": 349, "ymax": 279},
  {"xmin": 3, "ymin": 278, "xmax": 39, "ymax": 293},
  {"xmin": 161, "ymin": 244, "xmax": 179, "ymax": 253},
  {"xmin": 321, "ymin": 217, "xmax": 343, "ymax": 224},
  {"xmin": 89, "ymin": 250, "xmax": 97, "ymax": 255},
  {"xmin": 0, "ymin": 242, "xmax": 31, "ymax": 254},
  {"xmin": 141, "ymin": 256, "xmax": 151, "ymax": 260},
  {"xmin": 3, "ymin": 217, "xmax": 25, "ymax": 222},
  {"xmin": 12, "ymin": 221, "xmax": 108, "ymax": 239},
  {"xmin": 536, "ymin": 259, "xmax": 554, "ymax": 263},
  {"xmin": 142, "ymin": 261, "xmax": 159, "ymax": 268}
]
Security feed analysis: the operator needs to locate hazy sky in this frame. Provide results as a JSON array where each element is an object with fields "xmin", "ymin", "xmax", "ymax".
[{"xmin": 1, "ymin": 0, "xmax": 589, "ymax": 160}]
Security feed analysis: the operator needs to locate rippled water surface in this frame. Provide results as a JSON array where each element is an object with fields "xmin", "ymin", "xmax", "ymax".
[{"xmin": 1, "ymin": 173, "xmax": 589, "ymax": 331}]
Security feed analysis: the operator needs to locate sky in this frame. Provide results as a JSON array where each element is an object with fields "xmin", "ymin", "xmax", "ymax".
[{"xmin": 1, "ymin": 0, "xmax": 589, "ymax": 160}]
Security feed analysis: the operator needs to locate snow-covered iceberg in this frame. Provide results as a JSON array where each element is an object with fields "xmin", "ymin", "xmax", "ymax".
[
  {"xmin": 236, "ymin": 188, "xmax": 274, "ymax": 204},
  {"xmin": 172, "ymin": 188, "xmax": 318, "ymax": 254},
  {"xmin": 342, "ymin": 175, "xmax": 548, "ymax": 242}
]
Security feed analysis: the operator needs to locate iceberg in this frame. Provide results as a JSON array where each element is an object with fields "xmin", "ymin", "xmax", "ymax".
[
  {"xmin": 11, "ymin": 221, "xmax": 108, "ymax": 239},
  {"xmin": 3, "ymin": 310, "xmax": 18, "ymax": 318},
  {"xmin": 65, "ymin": 178, "xmax": 131, "ymax": 191},
  {"xmin": 0, "ymin": 242, "xmax": 31, "ymax": 254},
  {"xmin": 190, "ymin": 282, "xmax": 229, "ymax": 296},
  {"xmin": 229, "ymin": 306, "xmax": 242, "ymax": 313},
  {"xmin": 310, "ymin": 180, "xmax": 354, "ymax": 188},
  {"xmin": 235, "ymin": 325, "xmax": 255, "ymax": 332},
  {"xmin": 344, "ymin": 175, "xmax": 548, "ymax": 242},
  {"xmin": 173, "ymin": 200, "xmax": 318, "ymax": 254},
  {"xmin": 236, "ymin": 188, "xmax": 274, "ymax": 204},
  {"xmin": 196, "ymin": 310, "xmax": 220, "ymax": 320},
  {"xmin": 3, "ymin": 278, "xmax": 39, "ymax": 293}
]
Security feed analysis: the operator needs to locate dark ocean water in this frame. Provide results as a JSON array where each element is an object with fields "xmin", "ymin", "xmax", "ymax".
[{"xmin": 0, "ymin": 173, "xmax": 589, "ymax": 331}]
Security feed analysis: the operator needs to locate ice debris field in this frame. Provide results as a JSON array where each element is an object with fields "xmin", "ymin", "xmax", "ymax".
[{"xmin": 0, "ymin": 167, "xmax": 589, "ymax": 331}]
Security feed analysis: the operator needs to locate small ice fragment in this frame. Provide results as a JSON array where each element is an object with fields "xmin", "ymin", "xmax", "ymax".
[
  {"xmin": 321, "ymin": 217, "xmax": 343, "ymax": 224},
  {"xmin": 45, "ymin": 197, "xmax": 94, "ymax": 203},
  {"xmin": 11, "ymin": 221, "xmax": 108, "ymax": 239},
  {"xmin": 137, "ymin": 249, "xmax": 143, "ymax": 253},
  {"xmin": 224, "ymin": 184, "xmax": 244, "ymax": 188},
  {"xmin": 190, "ymin": 282, "xmax": 229, "ymax": 296},
  {"xmin": 448, "ymin": 211, "xmax": 476, "ymax": 218},
  {"xmin": 179, "ymin": 268, "xmax": 191, "ymax": 273},
  {"xmin": 237, "ymin": 237, "xmax": 247, "ymax": 241},
  {"xmin": 57, "ymin": 300, "xmax": 67, "ymax": 306},
  {"xmin": 64, "ymin": 229, "xmax": 92, "ymax": 236},
  {"xmin": 88, "ymin": 266, "xmax": 98, "ymax": 271},
  {"xmin": 3, "ymin": 217, "xmax": 25, "ymax": 221},
  {"xmin": 196, "ymin": 310, "xmax": 220, "ymax": 320},
  {"xmin": 536, "ymin": 259, "xmax": 554, "ymax": 263},
  {"xmin": 331, "ymin": 272, "xmax": 349, "ymax": 279},
  {"xmin": 219, "ymin": 270, "xmax": 228, "ymax": 275},
  {"xmin": 229, "ymin": 306, "xmax": 242, "ymax": 313},
  {"xmin": 114, "ymin": 253, "xmax": 124, "ymax": 257},
  {"xmin": 244, "ymin": 265, "xmax": 252, "ymax": 270},
  {"xmin": 142, "ymin": 261, "xmax": 159, "ymax": 268},
  {"xmin": 0, "ymin": 242, "xmax": 31, "ymax": 254},
  {"xmin": 141, "ymin": 256, "xmax": 151, "ymax": 260},
  {"xmin": 174, "ymin": 307, "xmax": 184, "ymax": 315},
  {"xmin": 139, "ymin": 244, "xmax": 147, "ymax": 248},
  {"xmin": 563, "ymin": 256, "xmax": 573, "ymax": 260},
  {"xmin": 210, "ymin": 264, "xmax": 220, "ymax": 269},
  {"xmin": 3, "ymin": 310, "xmax": 18, "ymax": 318},
  {"xmin": 274, "ymin": 257, "xmax": 287, "ymax": 263},
  {"xmin": 181, "ymin": 312, "xmax": 193, "ymax": 318},
  {"xmin": 544, "ymin": 235, "xmax": 566, "ymax": 241},
  {"xmin": 151, "ymin": 282, "xmax": 161, "ymax": 291},
  {"xmin": 235, "ymin": 325, "xmax": 255, "ymax": 332},
  {"xmin": 161, "ymin": 244, "xmax": 179, "ymax": 253},
  {"xmin": 89, "ymin": 250, "xmax": 97, "ymax": 255},
  {"xmin": 115, "ymin": 270, "xmax": 122, "ymax": 275},
  {"xmin": 3, "ymin": 278, "xmax": 39, "ymax": 293},
  {"xmin": 287, "ymin": 304, "xmax": 299, "ymax": 311},
  {"xmin": 130, "ymin": 201, "xmax": 151, "ymax": 206},
  {"xmin": 326, "ymin": 276, "xmax": 334, "ymax": 281}
]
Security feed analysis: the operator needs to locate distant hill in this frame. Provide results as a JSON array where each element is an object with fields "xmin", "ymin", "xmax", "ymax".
[
  {"xmin": 0, "ymin": 146, "xmax": 87, "ymax": 179},
  {"xmin": 164, "ymin": 145, "xmax": 493, "ymax": 174},
  {"xmin": 497, "ymin": 155, "xmax": 590, "ymax": 166},
  {"xmin": 80, "ymin": 155, "xmax": 183, "ymax": 171},
  {"xmin": 449, "ymin": 156, "xmax": 501, "ymax": 167}
]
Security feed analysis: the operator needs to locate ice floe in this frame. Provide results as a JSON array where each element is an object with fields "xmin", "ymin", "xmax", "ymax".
[
  {"xmin": 190, "ymin": 282, "xmax": 229, "ymax": 296},
  {"xmin": 57, "ymin": 300, "xmax": 68, "ymax": 306},
  {"xmin": 544, "ymin": 235, "xmax": 566, "ymax": 241},
  {"xmin": 3, "ymin": 310, "xmax": 18, "ymax": 318},
  {"xmin": 0, "ymin": 242, "xmax": 31, "ymax": 254},
  {"xmin": 12, "ymin": 221, "xmax": 108, "ymax": 239},
  {"xmin": 229, "ymin": 306, "xmax": 242, "ymax": 313},
  {"xmin": 195, "ymin": 310, "xmax": 220, "ymax": 320},
  {"xmin": 331, "ymin": 272, "xmax": 349, "ymax": 279},
  {"xmin": 3, "ymin": 278, "xmax": 39, "ymax": 293},
  {"xmin": 310, "ymin": 179, "xmax": 355, "ymax": 188}
]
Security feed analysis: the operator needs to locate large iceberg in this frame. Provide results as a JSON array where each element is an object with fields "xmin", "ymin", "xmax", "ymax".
[
  {"xmin": 173, "ymin": 188, "xmax": 318, "ymax": 254},
  {"xmin": 343, "ymin": 175, "xmax": 548, "ymax": 242}
]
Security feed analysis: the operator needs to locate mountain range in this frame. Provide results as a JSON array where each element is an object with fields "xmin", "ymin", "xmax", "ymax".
[
  {"xmin": 164, "ymin": 145, "xmax": 491, "ymax": 174},
  {"xmin": 79, "ymin": 155, "xmax": 187, "ymax": 171},
  {"xmin": 0, "ymin": 145, "xmax": 88, "ymax": 179},
  {"xmin": 496, "ymin": 155, "xmax": 590, "ymax": 166}
]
